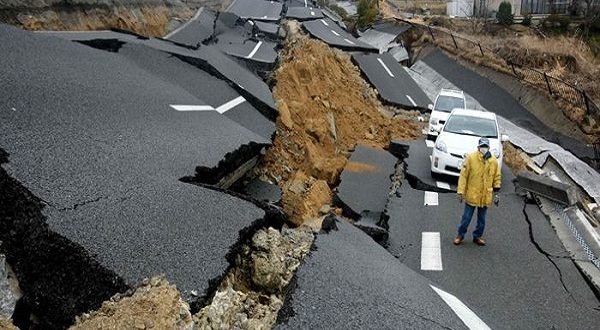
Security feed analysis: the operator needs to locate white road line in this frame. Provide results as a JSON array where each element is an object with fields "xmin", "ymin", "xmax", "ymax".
[
  {"xmin": 377, "ymin": 58, "xmax": 395, "ymax": 78},
  {"xmin": 311, "ymin": 11, "xmax": 315, "ymax": 16},
  {"xmin": 216, "ymin": 96, "xmax": 246, "ymax": 114},
  {"xmin": 421, "ymin": 232, "xmax": 443, "ymax": 271},
  {"xmin": 425, "ymin": 139, "xmax": 435, "ymax": 148},
  {"xmin": 406, "ymin": 94, "xmax": 417, "ymax": 107},
  {"xmin": 246, "ymin": 41, "xmax": 263, "ymax": 59},
  {"xmin": 321, "ymin": 19, "xmax": 329, "ymax": 26},
  {"xmin": 436, "ymin": 181, "xmax": 451, "ymax": 190},
  {"xmin": 424, "ymin": 191, "xmax": 438, "ymax": 206},
  {"xmin": 164, "ymin": 8, "xmax": 204, "ymax": 39},
  {"xmin": 304, "ymin": 0, "xmax": 307, "ymax": 7},
  {"xmin": 430, "ymin": 285, "xmax": 492, "ymax": 330},
  {"xmin": 331, "ymin": 30, "xmax": 340, "ymax": 36},
  {"xmin": 170, "ymin": 105, "xmax": 215, "ymax": 112},
  {"xmin": 343, "ymin": 38, "xmax": 355, "ymax": 45}
]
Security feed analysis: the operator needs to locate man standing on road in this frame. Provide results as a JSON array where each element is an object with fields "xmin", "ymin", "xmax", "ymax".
[{"xmin": 454, "ymin": 137, "xmax": 501, "ymax": 246}]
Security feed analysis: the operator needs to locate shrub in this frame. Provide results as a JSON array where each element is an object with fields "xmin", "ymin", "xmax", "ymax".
[
  {"xmin": 497, "ymin": 1, "xmax": 514, "ymax": 26},
  {"xmin": 356, "ymin": 0, "xmax": 378, "ymax": 29},
  {"xmin": 542, "ymin": 14, "xmax": 571, "ymax": 33}
]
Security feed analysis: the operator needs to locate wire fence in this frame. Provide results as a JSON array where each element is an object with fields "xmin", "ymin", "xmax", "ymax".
[{"xmin": 420, "ymin": 24, "xmax": 600, "ymax": 132}]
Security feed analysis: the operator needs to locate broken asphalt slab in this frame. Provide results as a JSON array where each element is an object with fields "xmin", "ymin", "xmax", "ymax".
[
  {"xmin": 421, "ymin": 49, "xmax": 596, "ymax": 161},
  {"xmin": 387, "ymin": 170, "xmax": 600, "ymax": 329},
  {"xmin": 212, "ymin": 15, "xmax": 279, "ymax": 65},
  {"xmin": 42, "ymin": 30, "xmax": 278, "ymax": 113},
  {"xmin": 334, "ymin": 145, "xmax": 397, "ymax": 240},
  {"xmin": 227, "ymin": 0, "xmax": 283, "ymax": 21},
  {"xmin": 302, "ymin": 18, "xmax": 377, "ymax": 51},
  {"xmin": 285, "ymin": 7, "xmax": 324, "ymax": 20},
  {"xmin": 275, "ymin": 219, "xmax": 467, "ymax": 329},
  {"xmin": 117, "ymin": 43, "xmax": 275, "ymax": 139},
  {"xmin": 0, "ymin": 25, "xmax": 271, "ymax": 328},
  {"xmin": 353, "ymin": 52, "xmax": 431, "ymax": 109},
  {"xmin": 164, "ymin": 7, "xmax": 216, "ymax": 47}
]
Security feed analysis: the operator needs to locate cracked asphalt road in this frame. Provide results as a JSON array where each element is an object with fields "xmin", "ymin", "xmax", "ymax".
[
  {"xmin": 387, "ymin": 139, "xmax": 600, "ymax": 329},
  {"xmin": 0, "ymin": 24, "xmax": 269, "ymax": 326}
]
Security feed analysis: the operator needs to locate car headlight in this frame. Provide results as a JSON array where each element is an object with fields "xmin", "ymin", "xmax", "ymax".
[
  {"xmin": 430, "ymin": 118, "xmax": 439, "ymax": 125},
  {"xmin": 435, "ymin": 140, "xmax": 447, "ymax": 153},
  {"xmin": 491, "ymin": 148, "xmax": 500, "ymax": 158}
]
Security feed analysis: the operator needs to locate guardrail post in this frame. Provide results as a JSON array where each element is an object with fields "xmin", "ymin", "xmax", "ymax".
[
  {"xmin": 509, "ymin": 61, "xmax": 518, "ymax": 78},
  {"xmin": 478, "ymin": 42, "xmax": 484, "ymax": 56},
  {"xmin": 427, "ymin": 25, "xmax": 435, "ymax": 41},
  {"xmin": 450, "ymin": 33, "xmax": 458, "ymax": 49},
  {"xmin": 543, "ymin": 72, "xmax": 553, "ymax": 95},
  {"xmin": 583, "ymin": 91, "xmax": 591, "ymax": 115}
]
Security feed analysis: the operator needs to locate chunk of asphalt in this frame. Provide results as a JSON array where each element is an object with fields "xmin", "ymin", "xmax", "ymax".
[
  {"xmin": 40, "ymin": 29, "xmax": 278, "ymax": 113},
  {"xmin": 117, "ymin": 43, "xmax": 275, "ymax": 139},
  {"xmin": 392, "ymin": 140, "xmax": 456, "ymax": 193},
  {"xmin": 241, "ymin": 177, "xmax": 282, "ymax": 204},
  {"xmin": 517, "ymin": 171, "xmax": 577, "ymax": 206},
  {"xmin": 275, "ymin": 219, "xmax": 465, "ymax": 329},
  {"xmin": 251, "ymin": 21, "xmax": 280, "ymax": 38},
  {"xmin": 285, "ymin": 7, "xmax": 324, "ymax": 20},
  {"xmin": 227, "ymin": 0, "xmax": 283, "ymax": 21},
  {"xmin": 302, "ymin": 18, "xmax": 377, "ymax": 51},
  {"xmin": 165, "ymin": 7, "xmax": 217, "ymax": 47},
  {"xmin": 352, "ymin": 52, "xmax": 431, "ymax": 109},
  {"xmin": 0, "ymin": 25, "xmax": 271, "ymax": 327},
  {"xmin": 334, "ymin": 145, "xmax": 397, "ymax": 239}
]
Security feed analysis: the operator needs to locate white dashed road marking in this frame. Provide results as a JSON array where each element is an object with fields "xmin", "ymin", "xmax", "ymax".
[
  {"xmin": 331, "ymin": 30, "xmax": 340, "ymax": 36},
  {"xmin": 170, "ymin": 96, "xmax": 246, "ymax": 114},
  {"xmin": 421, "ymin": 232, "xmax": 443, "ymax": 271},
  {"xmin": 377, "ymin": 58, "xmax": 395, "ymax": 78},
  {"xmin": 215, "ymin": 96, "xmax": 246, "ymax": 114},
  {"xmin": 406, "ymin": 94, "xmax": 417, "ymax": 107},
  {"xmin": 170, "ymin": 105, "xmax": 214, "ymax": 111},
  {"xmin": 430, "ymin": 285, "xmax": 492, "ymax": 330},
  {"xmin": 436, "ymin": 181, "xmax": 451, "ymax": 190},
  {"xmin": 343, "ymin": 38, "xmax": 355, "ymax": 45},
  {"xmin": 246, "ymin": 41, "xmax": 263, "ymax": 59},
  {"xmin": 425, "ymin": 139, "xmax": 435, "ymax": 148},
  {"xmin": 424, "ymin": 191, "xmax": 438, "ymax": 206},
  {"xmin": 321, "ymin": 19, "xmax": 329, "ymax": 26}
]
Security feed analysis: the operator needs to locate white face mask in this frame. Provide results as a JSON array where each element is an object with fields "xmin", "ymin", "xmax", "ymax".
[{"xmin": 480, "ymin": 147, "xmax": 489, "ymax": 154}]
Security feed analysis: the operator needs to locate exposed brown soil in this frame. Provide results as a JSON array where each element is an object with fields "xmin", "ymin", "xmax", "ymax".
[
  {"xmin": 11, "ymin": 5, "xmax": 191, "ymax": 37},
  {"xmin": 257, "ymin": 28, "xmax": 419, "ymax": 225},
  {"xmin": 0, "ymin": 318, "xmax": 18, "ymax": 330},
  {"xmin": 502, "ymin": 142, "xmax": 528, "ymax": 172},
  {"xmin": 70, "ymin": 277, "xmax": 193, "ymax": 330},
  {"xmin": 344, "ymin": 161, "xmax": 379, "ymax": 173}
]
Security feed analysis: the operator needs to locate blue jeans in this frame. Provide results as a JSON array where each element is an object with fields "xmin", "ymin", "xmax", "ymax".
[{"xmin": 458, "ymin": 203, "xmax": 488, "ymax": 239}]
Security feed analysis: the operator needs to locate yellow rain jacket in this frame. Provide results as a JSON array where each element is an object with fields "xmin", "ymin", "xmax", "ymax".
[{"xmin": 457, "ymin": 150, "xmax": 501, "ymax": 207}]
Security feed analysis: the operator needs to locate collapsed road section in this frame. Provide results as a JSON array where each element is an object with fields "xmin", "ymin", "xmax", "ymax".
[{"xmin": 0, "ymin": 24, "xmax": 275, "ymax": 328}]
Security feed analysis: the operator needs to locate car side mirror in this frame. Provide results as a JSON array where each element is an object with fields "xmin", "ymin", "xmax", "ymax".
[
  {"xmin": 501, "ymin": 134, "xmax": 510, "ymax": 142},
  {"xmin": 427, "ymin": 104, "xmax": 434, "ymax": 111}
]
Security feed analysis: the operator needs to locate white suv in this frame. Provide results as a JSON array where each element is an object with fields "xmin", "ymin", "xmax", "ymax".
[
  {"xmin": 427, "ymin": 89, "xmax": 466, "ymax": 140},
  {"xmin": 431, "ymin": 109, "xmax": 508, "ymax": 177}
]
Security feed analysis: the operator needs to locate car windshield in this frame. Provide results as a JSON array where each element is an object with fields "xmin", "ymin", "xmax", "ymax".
[
  {"xmin": 443, "ymin": 115, "xmax": 498, "ymax": 138},
  {"xmin": 434, "ymin": 95, "xmax": 464, "ymax": 112}
]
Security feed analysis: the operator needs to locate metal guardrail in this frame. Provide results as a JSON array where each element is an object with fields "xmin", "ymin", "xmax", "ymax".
[{"xmin": 418, "ymin": 24, "xmax": 600, "ymax": 131}]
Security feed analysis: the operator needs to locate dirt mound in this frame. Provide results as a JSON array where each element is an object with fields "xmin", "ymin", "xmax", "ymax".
[
  {"xmin": 258, "ymin": 35, "xmax": 419, "ymax": 224},
  {"xmin": 70, "ymin": 277, "xmax": 193, "ymax": 330}
]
